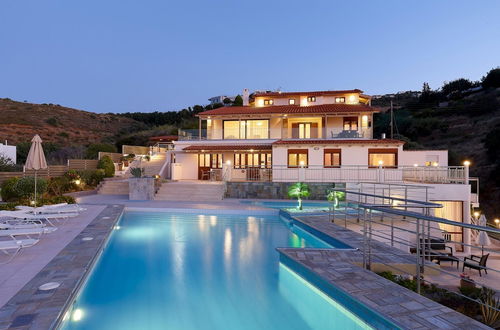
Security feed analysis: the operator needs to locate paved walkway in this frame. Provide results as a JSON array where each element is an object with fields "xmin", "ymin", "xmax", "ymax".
[{"xmin": 0, "ymin": 205, "xmax": 106, "ymax": 308}]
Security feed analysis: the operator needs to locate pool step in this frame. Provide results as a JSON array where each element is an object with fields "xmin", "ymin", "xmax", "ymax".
[{"xmin": 154, "ymin": 181, "xmax": 224, "ymax": 201}]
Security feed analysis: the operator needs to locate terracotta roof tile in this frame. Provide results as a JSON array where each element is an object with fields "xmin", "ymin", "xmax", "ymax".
[
  {"xmin": 272, "ymin": 139, "xmax": 405, "ymax": 145},
  {"xmin": 253, "ymin": 89, "xmax": 363, "ymax": 97},
  {"xmin": 198, "ymin": 104, "xmax": 377, "ymax": 116}
]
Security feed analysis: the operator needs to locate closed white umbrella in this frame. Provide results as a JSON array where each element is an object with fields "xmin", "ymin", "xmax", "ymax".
[
  {"xmin": 25, "ymin": 135, "xmax": 48, "ymax": 207},
  {"xmin": 477, "ymin": 215, "xmax": 492, "ymax": 255}
]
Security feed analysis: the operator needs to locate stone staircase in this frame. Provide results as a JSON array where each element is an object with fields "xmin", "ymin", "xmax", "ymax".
[
  {"xmin": 154, "ymin": 181, "xmax": 225, "ymax": 201},
  {"xmin": 98, "ymin": 153, "xmax": 168, "ymax": 195},
  {"xmin": 97, "ymin": 178, "xmax": 129, "ymax": 195}
]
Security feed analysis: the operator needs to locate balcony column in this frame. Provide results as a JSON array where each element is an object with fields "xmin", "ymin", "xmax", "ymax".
[
  {"xmin": 239, "ymin": 118, "xmax": 242, "ymax": 139},
  {"xmin": 198, "ymin": 117, "xmax": 202, "ymax": 141},
  {"xmin": 323, "ymin": 114, "xmax": 327, "ymax": 139}
]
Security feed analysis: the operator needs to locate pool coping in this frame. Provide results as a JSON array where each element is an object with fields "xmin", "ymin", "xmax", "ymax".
[
  {"xmin": 0, "ymin": 205, "xmax": 124, "ymax": 329},
  {"xmin": 278, "ymin": 211, "xmax": 491, "ymax": 330}
]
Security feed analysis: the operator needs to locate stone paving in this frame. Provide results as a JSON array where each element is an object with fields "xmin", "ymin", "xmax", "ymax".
[
  {"xmin": 0, "ymin": 205, "xmax": 123, "ymax": 330},
  {"xmin": 281, "ymin": 211, "xmax": 491, "ymax": 329}
]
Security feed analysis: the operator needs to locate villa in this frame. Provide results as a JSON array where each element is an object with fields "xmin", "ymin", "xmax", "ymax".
[{"xmin": 168, "ymin": 88, "xmax": 477, "ymax": 251}]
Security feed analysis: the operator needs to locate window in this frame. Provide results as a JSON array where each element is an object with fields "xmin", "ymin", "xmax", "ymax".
[
  {"xmin": 223, "ymin": 120, "xmax": 269, "ymax": 139},
  {"xmin": 288, "ymin": 149, "xmax": 308, "ymax": 167},
  {"xmin": 368, "ymin": 149, "xmax": 398, "ymax": 168},
  {"xmin": 335, "ymin": 97, "xmax": 345, "ymax": 103},
  {"xmin": 199, "ymin": 154, "xmax": 222, "ymax": 168},
  {"xmin": 289, "ymin": 99, "xmax": 295, "ymax": 105},
  {"xmin": 307, "ymin": 96, "xmax": 316, "ymax": 102},
  {"xmin": 264, "ymin": 99, "xmax": 274, "ymax": 105},
  {"xmin": 324, "ymin": 149, "xmax": 341, "ymax": 168},
  {"xmin": 234, "ymin": 153, "xmax": 271, "ymax": 168},
  {"xmin": 343, "ymin": 117, "xmax": 358, "ymax": 131},
  {"xmin": 291, "ymin": 122, "xmax": 318, "ymax": 139}
]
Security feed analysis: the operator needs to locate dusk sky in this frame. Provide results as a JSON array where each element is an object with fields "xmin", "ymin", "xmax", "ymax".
[{"xmin": 1, "ymin": 0, "xmax": 499, "ymax": 113}]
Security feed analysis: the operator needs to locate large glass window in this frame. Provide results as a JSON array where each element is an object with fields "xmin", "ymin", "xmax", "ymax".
[
  {"xmin": 199, "ymin": 154, "xmax": 222, "ymax": 168},
  {"xmin": 234, "ymin": 153, "xmax": 271, "ymax": 168},
  {"xmin": 343, "ymin": 117, "xmax": 358, "ymax": 131},
  {"xmin": 324, "ymin": 149, "xmax": 341, "ymax": 168},
  {"xmin": 368, "ymin": 149, "xmax": 397, "ymax": 168},
  {"xmin": 223, "ymin": 120, "xmax": 269, "ymax": 139},
  {"xmin": 288, "ymin": 149, "xmax": 308, "ymax": 167}
]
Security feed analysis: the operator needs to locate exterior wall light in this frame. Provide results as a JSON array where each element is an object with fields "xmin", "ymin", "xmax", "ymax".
[
  {"xmin": 378, "ymin": 160, "xmax": 384, "ymax": 166},
  {"xmin": 495, "ymin": 219, "xmax": 500, "ymax": 228},
  {"xmin": 463, "ymin": 160, "xmax": 471, "ymax": 166},
  {"xmin": 473, "ymin": 211, "xmax": 480, "ymax": 219}
]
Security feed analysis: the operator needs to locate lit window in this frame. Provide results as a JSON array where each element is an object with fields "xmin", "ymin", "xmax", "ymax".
[
  {"xmin": 324, "ymin": 149, "xmax": 341, "ymax": 168},
  {"xmin": 234, "ymin": 153, "xmax": 271, "ymax": 169},
  {"xmin": 335, "ymin": 97, "xmax": 345, "ymax": 103},
  {"xmin": 224, "ymin": 120, "xmax": 269, "ymax": 139},
  {"xmin": 289, "ymin": 99, "xmax": 295, "ymax": 105},
  {"xmin": 288, "ymin": 149, "xmax": 308, "ymax": 167},
  {"xmin": 307, "ymin": 96, "xmax": 316, "ymax": 102},
  {"xmin": 368, "ymin": 149, "xmax": 397, "ymax": 168},
  {"xmin": 263, "ymin": 99, "xmax": 274, "ymax": 105},
  {"xmin": 343, "ymin": 117, "xmax": 358, "ymax": 131}
]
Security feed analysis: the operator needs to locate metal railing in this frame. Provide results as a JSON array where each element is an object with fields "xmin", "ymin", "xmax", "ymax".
[
  {"xmin": 326, "ymin": 185, "xmax": 500, "ymax": 318},
  {"xmin": 222, "ymin": 165, "xmax": 468, "ymax": 185}
]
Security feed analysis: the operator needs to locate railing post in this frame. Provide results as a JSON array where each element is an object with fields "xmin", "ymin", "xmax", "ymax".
[
  {"xmin": 367, "ymin": 209, "xmax": 372, "ymax": 270},
  {"xmin": 416, "ymin": 218, "xmax": 421, "ymax": 295},
  {"xmin": 362, "ymin": 208, "xmax": 367, "ymax": 269}
]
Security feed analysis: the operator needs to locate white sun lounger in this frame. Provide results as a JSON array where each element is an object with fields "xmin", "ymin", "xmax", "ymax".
[
  {"xmin": 0, "ymin": 238, "xmax": 39, "ymax": 264},
  {"xmin": 0, "ymin": 227, "xmax": 57, "ymax": 240},
  {"xmin": 0, "ymin": 211, "xmax": 80, "ymax": 226},
  {"xmin": 16, "ymin": 203, "xmax": 87, "ymax": 214}
]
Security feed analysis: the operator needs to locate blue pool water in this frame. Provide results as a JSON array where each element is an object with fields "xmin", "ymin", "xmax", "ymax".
[
  {"xmin": 240, "ymin": 200, "xmax": 331, "ymax": 209},
  {"xmin": 60, "ymin": 212, "xmax": 372, "ymax": 330}
]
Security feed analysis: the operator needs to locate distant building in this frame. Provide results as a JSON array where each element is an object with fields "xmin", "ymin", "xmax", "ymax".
[
  {"xmin": 208, "ymin": 95, "xmax": 236, "ymax": 105},
  {"xmin": 0, "ymin": 142, "xmax": 16, "ymax": 164}
]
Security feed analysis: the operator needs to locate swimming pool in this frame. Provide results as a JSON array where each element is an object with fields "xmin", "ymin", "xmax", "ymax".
[
  {"xmin": 59, "ymin": 211, "xmax": 373, "ymax": 330},
  {"xmin": 240, "ymin": 200, "xmax": 331, "ymax": 209}
]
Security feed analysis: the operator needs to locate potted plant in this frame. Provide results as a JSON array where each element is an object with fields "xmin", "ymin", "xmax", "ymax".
[
  {"xmin": 460, "ymin": 273, "xmax": 475, "ymax": 289},
  {"xmin": 326, "ymin": 189, "xmax": 345, "ymax": 209},
  {"xmin": 287, "ymin": 182, "xmax": 310, "ymax": 210},
  {"xmin": 121, "ymin": 156, "xmax": 129, "ymax": 167}
]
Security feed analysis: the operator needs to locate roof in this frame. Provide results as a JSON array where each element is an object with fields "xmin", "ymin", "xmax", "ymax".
[
  {"xmin": 148, "ymin": 135, "xmax": 178, "ymax": 142},
  {"xmin": 198, "ymin": 104, "xmax": 376, "ymax": 116},
  {"xmin": 272, "ymin": 139, "xmax": 405, "ymax": 146},
  {"xmin": 182, "ymin": 144, "xmax": 272, "ymax": 152},
  {"xmin": 253, "ymin": 89, "xmax": 363, "ymax": 97}
]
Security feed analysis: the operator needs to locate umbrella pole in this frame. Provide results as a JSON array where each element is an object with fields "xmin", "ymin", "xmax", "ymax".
[{"xmin": 34, "ymin": 171, "xmax": 37, "ymax": 212}]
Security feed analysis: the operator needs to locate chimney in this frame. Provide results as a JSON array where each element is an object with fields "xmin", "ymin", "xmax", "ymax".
[
  {"xmin": 381, "ymin": 133, "xmax": 386, "ymax": 139},
  {"xmin": 243, "ymin": 88, "xmax": 249, "ymax": 106}
]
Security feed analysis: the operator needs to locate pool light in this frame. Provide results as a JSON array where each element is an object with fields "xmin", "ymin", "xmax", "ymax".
[{"xmin": 72, "ymin": 309, "xmax": 84, "ymax": 322}]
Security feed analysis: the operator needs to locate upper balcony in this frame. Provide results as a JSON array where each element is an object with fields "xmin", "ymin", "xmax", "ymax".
[{"xmin": 177, "ymin": 128, "xmax": 369, "ymax": 141}]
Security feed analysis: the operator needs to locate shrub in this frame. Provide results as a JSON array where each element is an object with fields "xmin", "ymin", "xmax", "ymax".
[
  {"xmin": 47, "ymin": 176, "xmax": 75, "ymax": 196},
  {"xmin": 76, "ymin": 169, "xmax": 105, "ymax": 187},
  {"xmin": 97, "ymin": 156, "xmax": 115, "ymax": 177},
  {"xmin": 0, "ymin": 156, "xmax": 19, "ymax": 172},
  {"xmin": 57, "ymin": 132, "xmax": 69, "ymax": 138},
  {"xmin": 64, "ymin": 169, "xmax": 81, "ymax": 181},
  {"xmin": 45, "ymin": 117, "xmax": 59, "ymax": 126},
  {"xmin": 40, "ymin": 195, "xmax": 76, "ymax": 205},
  {"xmin": 13, "ymin": 176, "xmax": 48, "ymax": 199},
  {"xmin": 482, "ymin": 67, "xmax": 500, "ymax": 89},
  {"xmin": 0, "ymin": 177, "xmax": 20, "ymax": 201},
  {"xmin": 0, "ymin": 202, "xmax": 18, "ymax": 211},
  {"xmin": 130, "ymin": 167, "xmax": 144, "ymax": 178}
]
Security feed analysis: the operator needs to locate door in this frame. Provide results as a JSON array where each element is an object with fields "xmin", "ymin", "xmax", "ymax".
[{"xmin": 198, "ymin": 154, "xmax": 211, "ymax": 180}]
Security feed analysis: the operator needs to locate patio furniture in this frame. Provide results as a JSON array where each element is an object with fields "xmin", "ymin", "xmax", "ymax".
[
  {"xmin": 200, "ymin": 170, "xmax": 210, "ymax": 181},
  {"xmin": 0, "ymin": 211, "xmax": 79, "ymax": 227},
  {"xmin": 0, "ymin": 238, "xmax": 39, "ymax": 264},
  {"xmin": 463, "ymin": 254, "xmax": 489, "ymax": 276},
  {"xmin": 16, "ymin": 203, "xmax": 86, "ymax": 214},
  {"xmin": 0, "ymin": 227, "xmax": 57, "ymax": 240}
]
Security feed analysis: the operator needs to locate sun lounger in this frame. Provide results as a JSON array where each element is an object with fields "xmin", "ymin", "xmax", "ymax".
[
  {"xmin": 0, "ymin": 227, "xmax": 57, "ymax": 240},
  {"xmin": 0, "ymin": 238, "xmax": 39, "ymax": 264},
  {"xmin": 16, "ymin": 204, "xmax": 86, "ymax": 214},
  {"xmin": 0, "ymin": 211, "xmax": 79, "ymax": 226}
]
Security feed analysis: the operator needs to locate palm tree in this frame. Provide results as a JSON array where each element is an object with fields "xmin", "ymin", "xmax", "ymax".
[
  {"xmin": 326, "ymin": 190, "xmax": 345, "ymax": 209},
  {"xmin": 288, "ymin": 183, "xmax": 310, "ymax": 210}
]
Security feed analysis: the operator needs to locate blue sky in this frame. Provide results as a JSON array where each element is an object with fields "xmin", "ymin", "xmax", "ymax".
[{"xmin": 1, "ymin": 0, "xmax": 499, "ymax": 113}]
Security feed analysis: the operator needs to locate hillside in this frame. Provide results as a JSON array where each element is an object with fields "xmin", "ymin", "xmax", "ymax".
[{"xmin": 0, "ymin": 98, "xmax": 144, "ymax": 146}]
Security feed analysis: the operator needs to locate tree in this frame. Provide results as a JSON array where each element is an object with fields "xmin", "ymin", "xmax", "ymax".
[
  {"xmin": 482, "ymin": 68, "xmax": 500, "ymax": 89},
  {"xmin": 0, "ymin": 155, "xmax": 17, "ymax": 172},
  {"xmin": 233, "ymin": 95, "xmax": 243, "ymax": 106},
  {"xmin": 97, "ymin": 155, "xmax": 115, "ymax": 177},
  {"xmin": 85, "ymin": 143, "xmax": 117, "ymax": 159},
  {"xmin": 441, "ymin": 78, "xmax": 474, "ymax": 96},
  {"xmin": 287, "ymin": 182, "xmax": 310, "ymax": 210},
  {"xmin": 326, "ymin": 189, "xmax": 345, "ymax": 209},
  {"xmin": 223, "ymin": 97, "xmax": 232, "ymax": 105}
]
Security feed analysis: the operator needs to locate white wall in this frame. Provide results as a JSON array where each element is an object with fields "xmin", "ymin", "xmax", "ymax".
[
  {"xmin": 399, "ymin": 150, "xmax": 448, "ymax": 167},
  {"xmin": 0, "ymin": 144, "xmax": 16, "ymax": 164},
  {"xmin": 174, "ymin": 153, "xmax": 198, "ymax": 180}
]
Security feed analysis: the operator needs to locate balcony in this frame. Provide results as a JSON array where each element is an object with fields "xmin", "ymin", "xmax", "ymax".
[{"xmin": 178, "ymin": 128, "xmax": 368, "ymax": 141}]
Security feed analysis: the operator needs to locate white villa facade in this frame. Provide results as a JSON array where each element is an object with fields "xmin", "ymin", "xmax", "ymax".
[{"xmin": 167, "ymin": 88, "xmax": 477, "ymax": 247}]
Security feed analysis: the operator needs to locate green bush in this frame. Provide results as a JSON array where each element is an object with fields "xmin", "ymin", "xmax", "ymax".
[
  {"xmin": 47, "ymin": 176, "xmax": 75, "ymax": 196},
  {"xmin": 0, "ymin": 177, "xmax": 20, "ymax": 201},
  {"xmin": 45, "ymin": 117, "xmax": 59, "ymax": 126},
  {"xmin": 76, "ymin": 169, "xmax": 106, "ymax": 186},
  {"xmin": 40, "ymin": 195, "xmax": 76, "ymax": 205},
  {"xmin": 13, "ymin": 176, "xmax": 48, "ymax": 199},
  {"xmin": 97, "ymin": 156, "xmax": 115, "ymax": 177}
]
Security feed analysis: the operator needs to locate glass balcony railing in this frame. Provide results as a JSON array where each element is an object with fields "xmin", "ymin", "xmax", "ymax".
[{"xmin": 178, "ymin": 128, "xmax": 369, "ymax": 140}]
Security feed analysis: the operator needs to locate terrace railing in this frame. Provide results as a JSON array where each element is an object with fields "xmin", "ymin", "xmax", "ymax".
[{"xmin": 326, "ymin": 186, "xmax": 500, "ymax": 320}]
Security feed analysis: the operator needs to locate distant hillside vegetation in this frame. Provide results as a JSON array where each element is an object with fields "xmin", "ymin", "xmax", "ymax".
[{"xmin": 0, "ymin": 98, "xmax": 145, "ymax": 146}]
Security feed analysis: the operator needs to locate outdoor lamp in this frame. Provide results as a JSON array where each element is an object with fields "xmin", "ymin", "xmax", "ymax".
[
  {"xmin": 226, "ymin": 160, "xmax": 231, "ymax": 165},
  {"xmin": 463, "ymin": 160, "xmax": 471, "ymax": 166},
  {"xmin": 473, "ymin": 211, "xmax": 480, "ymax": 219},
  {"xmin": 74, "ymin": 179, "xmax": 81, "ymax": 186},
  {"xmin": 378, "ymin": 160, "xmax": 384, "ymax": 166},
  {"xmin": 495, "ymin": 219, "xmax": 499, "ymax": 228}
]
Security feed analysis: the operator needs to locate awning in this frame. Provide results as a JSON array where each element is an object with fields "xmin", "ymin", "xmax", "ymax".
[{"xmin": 182, "ymin": 144, "xmax": 272, "ymax": 152}]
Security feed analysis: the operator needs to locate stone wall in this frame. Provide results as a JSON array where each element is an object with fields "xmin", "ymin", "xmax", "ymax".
[
  {"xmin": 225, "ymin": 182, "xmax": 345, "ymax": 200},
  {"xmin": 129, "ymin": 177, "xmax": 155, "ymax": 200}
]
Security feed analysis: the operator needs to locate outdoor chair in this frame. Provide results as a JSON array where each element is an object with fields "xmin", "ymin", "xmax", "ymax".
[
  {"xmin": 410, "ymin": 238, "xmax": 459, "ymax": 267},
  {"xmin": 463, "ymin": 254, "xmax": 489, "ymax": 276},
  {"xmin": 0, "ymin": 238, "xmax": 39, "ymax": 264}
]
